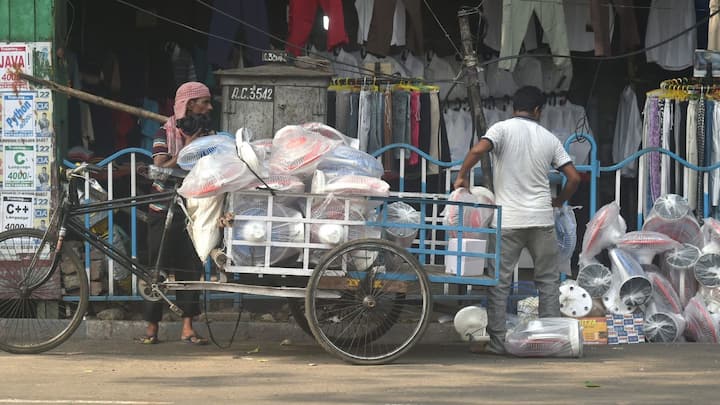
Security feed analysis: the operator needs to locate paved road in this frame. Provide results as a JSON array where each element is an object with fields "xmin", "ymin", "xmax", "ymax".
[{"xmin": 0, "ymin": 340, "xmax": 717, "ymax": 404}]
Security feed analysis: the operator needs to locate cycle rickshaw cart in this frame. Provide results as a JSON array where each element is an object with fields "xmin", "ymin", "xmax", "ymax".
[{"xmin": 0, "ymin": 145, "xmax": 502, "ymax": 365}]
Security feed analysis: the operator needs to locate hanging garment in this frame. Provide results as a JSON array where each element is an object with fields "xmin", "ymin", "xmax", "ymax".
[
  {"xmin": 428, "ymin": 91, "xmax": 441, "ymax": 175},
  {"xmin": 392, "ymin": 90, "xmax": 411, "ymax": 157},
  {"xmin": 347, "ymin": 91, "xmax": 360, "ymax": 139},
  {"xmin": 687, "ymin": 100, "xmax": 698, "ymax": 210},
  {"xmin": 564, "ymin": 0, "xmax": 601, "ymax": 52},
  {"xmin": 368, "ymin": 91, "xmax": 385, "ymax": 154},
  {"xmin": 590, "ymin": 0, "xmax": 639, "ymax": 56},
  {"xmin": 483, "ymin": 0, "xmax": 539, "ymax": 52},
  {"xmin": 697, "ymin": 100, "xmax": 707, "ymax": 216},
  {"xmin": 711, "ymin": 0, "xmax": 720, "ymax": 51},
  {"xmin": 540, "ymin": 57, "xmax": 573, "ymax": 93},
  {"xmin": 498, "ymin": 0, "xmax": 570, "ymax": 72},
  {"xmin": 712, "ymin": 103, "xmax": 720, "ymax": 205},
  {"xmin": 390, "ymin": 0, "xmax": 406, "ymax": 47},
  {"xmin": 661, "ymin": 99, "xmax": 673, "ymax": 196},
  {"xmin": 207, "ymin": 0, "xmax": 270, "ymax": 68},
  {"xmin": 327, "ymin": 90, "xmax": 337, "ymax": 127},
  {"xmin": 355, "ymin": 0, "xmax": 374, "ymax": 44},
  {"xmin": 645, "ymin": 0, "xmax": 696, "ymax": 71},
  {"xmin": 362, "ymin": 54, "xmax": 409, "ymax": 77},
  {"xmin": 287, "ymin": 0, "xmax": 349, "ymax": 56},
  {"xmin": 648, "ymin": 98, "xmax": 662, "ymax": 204},
  {"xmin": 335, "ymin": 90, "xmax": 351, "ymax": 135},
  {"xmin": 512, "ymin": 57, "xmax": 544, "ymax": 90},
  {"xmin": 358, "ymin": 89, "xmax": 373, "ymax": 152},
  {"xmin": 314, "ymin": 46, "xmax": 363, "ymax": 77},
  {"xmin": 612, "ymin": 86, "xmax": 643, "ymax": 177},
  {"xmin": 485, "ymin": 63, "xmax": 519, "ymax": 98},
  {"xmin": 425, "ymin": 53, "xmax": 475, "ymax": 100},
  {"xmin": 393, "ymin": 52, "xmax": 425, "ymax": 79},
  {"xmin": 409, "ymin": 91, "xmax": 421, "ymax": 165},
  {"xmin": 383, "ymin": 88, "xmax": 394, "ymax": 170}
]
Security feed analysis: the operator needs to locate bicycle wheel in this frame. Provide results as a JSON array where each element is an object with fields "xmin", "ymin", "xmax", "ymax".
[
  {"xmin": 0, "ymin": 229, "xmax": 88, "ymax": 354},
  {"xmin": 306, "ymin": 239, "xmax": 432, "ymax": 365}
]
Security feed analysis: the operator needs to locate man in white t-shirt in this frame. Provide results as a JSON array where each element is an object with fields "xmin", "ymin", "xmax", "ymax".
[{"xmin": 454, "ymin": 86, "xmax": 581, "ymax": 355}]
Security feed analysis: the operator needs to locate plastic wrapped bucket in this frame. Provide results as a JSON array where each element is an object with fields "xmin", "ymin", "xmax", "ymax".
[{"xmin": 504, "ymin": 318, "xmax": 583, "ymax": 358}]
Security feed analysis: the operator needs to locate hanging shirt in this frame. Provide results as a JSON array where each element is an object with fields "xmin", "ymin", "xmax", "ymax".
[
  {"xmin": 425, "ymin": 53, "xmax": 469, "ymax": 100},
  {"xmin": 393, "ymin": 52, "xmax": 425, "ymax": 79},
  {"xmin": 485, "ymin": 64, "xmax": 519, "ymax": 98},
  {"xmin": 391, "ymin": 0, "xmax": 407, "ymax": 46},
  {"xmin": 646, "ymin": 0, "xmax": 696, "ymax": 71},
  {"xmin": 564, "ymin": 0, "xmax": 596, "ymax": 52},
  {"xmin": 512, "ymin": 57, "xmax": 544, "ymax": 90},
  {"xmin": 612, "ymin": 86, "xmax": 643, "ymax": 177},
  {"xmin": 483, "ymin": 117, "xmax": 573, "ymax": 228},
  {"xmin": 355, "ymin": 0, "xmax": 374, "ymax": 44}
]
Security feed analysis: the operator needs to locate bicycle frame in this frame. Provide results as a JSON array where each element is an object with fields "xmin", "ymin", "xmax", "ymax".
[{"xmin": 57, "ymin": 173, "xmax": 180, "ymax": 285}]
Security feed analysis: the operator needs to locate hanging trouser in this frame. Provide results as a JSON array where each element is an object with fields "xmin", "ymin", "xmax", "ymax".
[
  {"xmin": 498, "ymin": 0, "xmax": 570, "ymax": 72},
  {"xmin": 207, "ymin": 0, "xmax": 270, "ymax": 68},
  {"xmin": 687, "ymin": 100, "xmax": 698, "ymax": 210},
  {"xmin": 358, "ymin": 89, "xmax": 373, "ymax": 152},
  {"xmin": 365, "ymin": 0, "xmax": 423, "ymax": 57},
  {"xmin": 590, "ymin": 0, "xmax": 641, "ymax": 56},
  {"xmin": 286, "ymin": 0, "xmax": 349, "ymax": 56},
  {"xmin": 486, "ymin": 227, "xmax": 561, "ymax": 340},
  {"xmin": 711, "ymin": 0, "xmax": 720, "ymax": 51}
]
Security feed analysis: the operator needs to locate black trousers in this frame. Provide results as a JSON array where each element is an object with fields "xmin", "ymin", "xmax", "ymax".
[{"xmin": 142, "ymin": 210, "xmax": 203, "ymax": 323}]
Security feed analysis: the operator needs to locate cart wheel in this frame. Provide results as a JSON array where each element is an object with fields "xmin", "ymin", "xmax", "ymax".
[{"xmin": 305, "ymin": 239, "xmax": 432, "ymax": 365}]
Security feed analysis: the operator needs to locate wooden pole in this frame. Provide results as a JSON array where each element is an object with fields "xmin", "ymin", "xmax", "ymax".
[
  {"xmin": 458, "ymin": 8, "xmax": 493, "ymax": 191},
  {"xmin": 18, "ymin": 73, "xmax": 169, "ymax": 123}
]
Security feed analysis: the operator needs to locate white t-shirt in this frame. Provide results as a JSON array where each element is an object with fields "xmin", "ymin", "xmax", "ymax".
[
  {"xmin": 646, "ymin": 0, "xmax": 696, "ymax": 71},
  {"xmin": 483, "ymin": 117, "xmax": 573, "ymax": 228}
]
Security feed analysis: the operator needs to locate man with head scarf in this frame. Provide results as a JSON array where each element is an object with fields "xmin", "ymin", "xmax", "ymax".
[{"xmin": 140, "ymin": 82, "xmax": 213, "ymax": 345}]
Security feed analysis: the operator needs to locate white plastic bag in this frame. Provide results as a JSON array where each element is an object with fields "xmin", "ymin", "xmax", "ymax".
[
  {"xmin": 301, "ymin": 122, "xmax": 359, "ymax": 148},
  {"xmin": 185, "ymin": 194, "xmax": 224, "ymax": 262},
  {"xmin": 642, "ymin": 194, "xmax": 703, "ymax": 248},
  {"xmin": 616, "ymin": 231, "xmax": 682, "ymax": 264},
  {"xmin": 442, "ymin": 187, "xmax": 495, "ymax": 239},
  {"xmin": 579, "ymin": 201, "xmax": 627, "ymax": 266},
  {"xmin": 554, "ymin": 205, "xmax": 577, "ymax": 274},
  {"xmin": 321, "ymin": 175, "xmax": 390, "ymax": 197},
  {"xmin": 178, "ymin": 154, "xmax": 256, "ymax": 198},
  {"xmin": 176, "ymin": 135, "xmax": 238, "ymax": 170}
]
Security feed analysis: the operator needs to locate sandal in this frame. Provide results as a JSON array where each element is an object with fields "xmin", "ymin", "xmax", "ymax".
[
  {"xmin": 138, "ymin": 335, "xmax": 159, "ymax": 345},
  {"xmin": 181, "ymin": 335, "xmax": 208, "ymax": 345}
]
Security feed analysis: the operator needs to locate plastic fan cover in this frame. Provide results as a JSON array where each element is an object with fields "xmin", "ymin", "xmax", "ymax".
[
  {"xmin": 576, "ymin": 262, "xmax": 612, "ymax": 298},
  {"xmin": 699, "ymin": 286, "xmax": 720, "ymax": 314},
  {"xmin": 554, "ymin": 205, "xmax": 577, "ymax": 262},
  {"xmin": 269, "ymin": 127, "xmax": 341, "ymax": 178},
  {"xmin": 505, "ymin": 318, "xmax": 583, "ymax": 358},
  {"xmin": 176, "ymin": 135, "xmax": 238, "ymax": 170},
  {"xmin": 322, "ymin": 175, "xmax": 390, "ymax": 197},
  {"xmin": 579, "ymin": 201, "xmax": 626, "ymax": 265},
  {"xmin": 178, "ymin": 154, "xmax": 256, "ymax": 198},
  {"xmin": 643, "ymin": 194, "xmax": 702, "ymax": 248},
  {"xmin": 443, "ymin": 187, "xmax": 495, "ymax": 239},
  {"xmin": 683, "ymin": 295, "xmax": 719, "ymax": 343},
  {"xmin": 383, "ymin": 201, "xmax": 421, "ymax": 247},
  {"xmin": 701, "ymin": 217, "xmax": 720, "ymax": 253},
  {"xmin": 316, "ymin": 145, "xmax": 384, "ymax": 179},
  {"xmin": 647, "ymin": 272, "xmax": 683, "ymax": 314},
  {"xmin": 231, "ymin": 200, "xmax": 304, "ymax": 266},
  {"xmin": 644, "ymin": 312, "xmax": 686, "ymax": 343},
  {"xmin": 453, "ymin": 305, "xmax": 489, "ymax": 342},
  {"xmin": 649, "ymin": 194, "xmax": 691, "ymax": 219},
  {"xmin": 694, "ymin": 253, "xmax": 720, "ymax": 287},
  {"xmin": 616, "ymin": 231, "xmax": 682, "ymax": 264}
]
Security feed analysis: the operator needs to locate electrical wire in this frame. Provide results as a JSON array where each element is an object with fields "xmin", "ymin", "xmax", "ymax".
[{"xmin": 423, "ymin": 0, "xmax": 464, "ymax": 59}]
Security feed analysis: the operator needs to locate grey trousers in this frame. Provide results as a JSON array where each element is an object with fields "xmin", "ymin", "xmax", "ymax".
[{"xmin": 486, "ymin": 226, "xmax": 561, "ymax": 339}]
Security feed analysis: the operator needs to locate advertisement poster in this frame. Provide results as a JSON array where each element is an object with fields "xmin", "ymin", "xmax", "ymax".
[
  {"xmin": 2, "ymin": 92, "xmax": 36, "ymax": 139},
  {"xmin": 0, "ymin": 43, "xmax": 32, "ymax": 90},
  {"xmin": 33, "ymin": 192, "xmax": 50, "ymax": 230},
  {"xmin": 1, "ymin": 195, "xmax": 33, "ymax": 231},
  {"xmin": 3, "ymin": 144, "xmax": 35, "ymax": 190}
]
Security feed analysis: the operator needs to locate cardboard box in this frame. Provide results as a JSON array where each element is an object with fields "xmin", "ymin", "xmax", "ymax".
[
  {"xmin": 606, "ymin": 313, "xmax": 645, "ymax": 344},
  {"xmin": 579, "ymin": 317, "xmax": 608, "ymax": 345},
  {"xmin": 445, "ymin": 238, "xmax": 487, "ymax": 277}
]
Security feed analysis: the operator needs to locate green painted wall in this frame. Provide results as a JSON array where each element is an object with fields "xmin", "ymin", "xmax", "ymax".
[{"xmin": 0, "ymin": 0, "xmax": 54, "ymax": 42}]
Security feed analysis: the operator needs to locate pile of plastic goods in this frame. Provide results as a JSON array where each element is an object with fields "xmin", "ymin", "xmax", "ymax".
[
  {"xmin": 442, "ymin": 186, "xmax": 495, "ymax": 239},
  {"xmin": 575, "ymin": 195, "xmax": 720, "ymax": 344}
]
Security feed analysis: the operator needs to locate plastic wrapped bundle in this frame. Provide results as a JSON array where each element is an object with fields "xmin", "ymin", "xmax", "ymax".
[
  {"xmin": 186, "ymin": 194, "xmax": 225, "ymax": 262},
  {"xmin": 647, "ymin": 272, "xmax": 683, "ymax": 314},
  {"xmin": 231, "ymin": 200, "xmax": 304, "ymax": 266},
  {"xmin": 453, "ymin": 305, "xmax": 489, "ymax": 342},
  {"xmin": 442, "ymin": 187, "xmax": 495, "ymax": 239},
  {"xmin": 683, "ymin": 295, "xmax": 719, "ymax": 343},
  {"xmin": 269, "ymin": 126, "xmax": 342, "ymax": 178},
  {"xmin": 694, "ymin": 253, "xmax": 720, "ymax": 288},
  {"xmin": 554, "ymin": 205, "xmax": 577, "ymax": 265},
  {"xmin": 176, "ymin": 135, "xmax": 237, "ymax": 170},
  {"xmin": 320, "ymin": 175, "xmax": 391, "ymax": 197},
  {"xmin": 699, "ymin": 286, "xmax": 720, "ymax": 314},
  {"xmin": 663, "ymin": 244, "xmax": 701, "ymax": 308},
  {"xmin": 579, "ymin": 201, "xmax": 627, "ymax": 265},
  {"xmin": 241, "ymin": 175, "xmax": 306, "ymax": 206},
  {"xmin": 608, "ymin": 248, "xmax": 653, "ymax": 307},
  {"xmin": 576, "ymin": 262, "xmax": 612, "ymax": 298},
  {"xmin": 302, "ymin": 122, "xmax": 359, "ymax": 148},
  {"xmin": 642, "ymin": 195, "xmax": 702, "ymax": 248},
  {"xmin": 616, "ymin": 231, "xmax": 682, "ymax": 264},
  {"xmin": 382, "ymin": 201, "xmax": 421, "ymax": 248},
  {"xmin": 559, "ymin": 282, "xmax": 592, "ymax": 318},
  {"xmin": 316, "ymin": 145, "xmax": 384, "ymax": 179},
  {"xmin": 178, "ymin": 154, "xmax": 256, "ymax": 198},
  {"xmin": 644, "ymin": 312, "xmax": 687, "ymax": 343},
  {"xmin": 504, "ymin": 318, "xmax": 583, "ymax": 358}
]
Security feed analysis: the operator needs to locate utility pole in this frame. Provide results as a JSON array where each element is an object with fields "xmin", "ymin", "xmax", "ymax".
[{"xmin": 458, "ymin": 6, "xmax": 492, "ymax": 191}]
